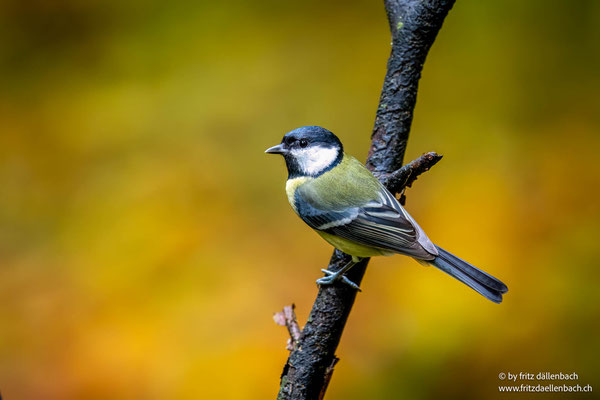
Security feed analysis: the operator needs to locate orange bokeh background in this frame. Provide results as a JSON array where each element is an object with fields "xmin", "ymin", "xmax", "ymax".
[{"xmin": 1, "ymin": 1, "xmax": 599, "ymax": 398}]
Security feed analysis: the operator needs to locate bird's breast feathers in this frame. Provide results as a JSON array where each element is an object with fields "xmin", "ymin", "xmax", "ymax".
[{"xmin": 285, "ymin": 176, "xmax": 310, "ymax": 213}]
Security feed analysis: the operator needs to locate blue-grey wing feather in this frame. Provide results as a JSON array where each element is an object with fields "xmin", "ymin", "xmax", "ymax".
[
  {"xmin": 294, "ymin": 185, "xmax": 435, "ymax": 259},
  {"xmin": 294, "ymin": 190, "xmax": 360, "ymax": 230}
]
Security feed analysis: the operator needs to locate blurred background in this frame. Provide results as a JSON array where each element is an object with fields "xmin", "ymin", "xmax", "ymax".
[{"xmin": 1, "ymin": 0, "xmax": 599, "ymax": 398}]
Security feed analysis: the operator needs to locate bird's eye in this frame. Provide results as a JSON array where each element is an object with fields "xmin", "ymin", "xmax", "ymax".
[{"xmin": 299, "ymin": 139, "xmax": 308, "ymax": 148}]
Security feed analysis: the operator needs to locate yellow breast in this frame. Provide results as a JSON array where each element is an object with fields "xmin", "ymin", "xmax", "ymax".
[
  {"xmin": 316, "ymin": 231, "xmax": 394, "ymax": 258},
  {"xmin": 285, "ymin": 176, "xmax": 309, "ymax": 213}
]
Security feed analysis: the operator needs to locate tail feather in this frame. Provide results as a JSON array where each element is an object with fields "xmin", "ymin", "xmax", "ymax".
[{"xmin": 430, "ymin": 245, "xmax": 508, "ymax": 303}]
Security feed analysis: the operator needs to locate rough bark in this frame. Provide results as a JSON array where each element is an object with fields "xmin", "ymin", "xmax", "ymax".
[{"xmin": 277, "ymin": 1, "xmax": 455, "ymax": 399}]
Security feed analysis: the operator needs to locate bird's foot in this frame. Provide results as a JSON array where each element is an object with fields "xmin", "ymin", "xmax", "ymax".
[{"xmin": 317, "ymin": 268, "xmax": 361, "ymax": 291}]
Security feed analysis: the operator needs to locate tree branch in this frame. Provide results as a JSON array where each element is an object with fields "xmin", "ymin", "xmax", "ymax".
[
  {"xmin": 276, "ymin": 1, "xmax": 455, "ymax": 399},
  {"xmin": 377, "ymin": 151, "xmax": 443, "ymax": 205}
]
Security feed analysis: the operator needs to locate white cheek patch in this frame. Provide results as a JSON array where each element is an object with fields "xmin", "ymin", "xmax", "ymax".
[{"xmin": 291, "ymin": 146, "xmax": 339, "ymax": 176}]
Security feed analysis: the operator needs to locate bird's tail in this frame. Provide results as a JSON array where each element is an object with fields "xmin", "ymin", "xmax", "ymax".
[{"xmin": 429, "ymin": 245, "xmax": 508, "ymax": 303}]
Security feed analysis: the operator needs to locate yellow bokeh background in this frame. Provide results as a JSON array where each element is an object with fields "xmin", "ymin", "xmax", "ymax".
[{"xmin": 1, "ymin": 1, "xmax": 599, "ymax": 398}]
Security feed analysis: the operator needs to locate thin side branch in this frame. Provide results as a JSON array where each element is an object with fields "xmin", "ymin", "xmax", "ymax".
[
  {"xmin": 377, "ymin": 151, "xmax": 443, "ymax": 197},
  {"xmin": 274, "ymin": 305, "xmax": 302, "ymax": 351},
  {"xmin": 277, "ymin": 1, "xmax": 455, "ymax": 399},
  {"xmin": 317, "ymin": 357, "xmax": 339, "ymax": 400}
]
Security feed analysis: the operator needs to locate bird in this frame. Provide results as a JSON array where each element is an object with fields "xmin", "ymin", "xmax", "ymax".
[{"xmin": 265, "ymin": 125, "xmax": 508, "ymax": 303}]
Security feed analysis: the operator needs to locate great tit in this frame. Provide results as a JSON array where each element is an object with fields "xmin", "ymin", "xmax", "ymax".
[{"xmin": 266, "ymin": 126, "xmax": 508, "ymax": 303}]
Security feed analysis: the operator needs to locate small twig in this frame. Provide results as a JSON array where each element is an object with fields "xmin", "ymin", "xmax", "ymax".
[
  {"xmin": 317, "ymin": 357, "xmax": 339, "ymax": 400},
  {"xmin": 274, "ymin": 304, "xmax": 302, "ymax": 351},
  {"xmin": 376, "ymin": 151, "xmax": 443, "ymax": 205}
]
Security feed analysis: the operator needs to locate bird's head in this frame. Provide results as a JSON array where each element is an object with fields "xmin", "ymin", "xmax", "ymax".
[{"xmin": 265, "ymin": 126, "xmax": 343, "ymax": 178}]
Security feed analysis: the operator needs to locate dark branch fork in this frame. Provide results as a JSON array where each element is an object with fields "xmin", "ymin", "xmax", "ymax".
[
  {"xmin": 376, "ymin": 151, "xmax": 443, "ymax": 205},
  {"xmin": 276, "ymin": 1, "xmax": 456, "ymax": 399}
]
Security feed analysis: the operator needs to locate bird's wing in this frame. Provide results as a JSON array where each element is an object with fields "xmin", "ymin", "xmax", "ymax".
[{"xmin": 295, "ymin": 184, "xmax": 435, "ymax": 259}]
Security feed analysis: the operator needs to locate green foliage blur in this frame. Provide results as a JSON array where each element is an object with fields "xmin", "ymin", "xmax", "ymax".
[{"xmin": 1, "ymin": 0, "xmax": 599, "ymax": 398}]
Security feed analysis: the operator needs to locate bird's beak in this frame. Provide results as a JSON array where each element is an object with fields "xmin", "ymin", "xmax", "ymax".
[{"xmin": 265, "ymin": 144, "xmax": 287, "ymax": 154}]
